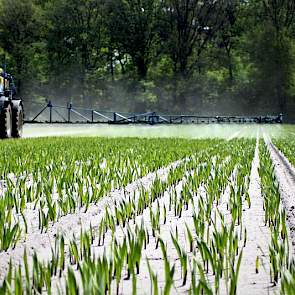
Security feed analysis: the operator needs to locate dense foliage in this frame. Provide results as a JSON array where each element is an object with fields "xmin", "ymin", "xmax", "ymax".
[{"xmin": 0, "ymin": 0, "xmax": 294, "ymax": 119}]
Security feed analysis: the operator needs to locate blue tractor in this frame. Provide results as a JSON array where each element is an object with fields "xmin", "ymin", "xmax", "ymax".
[{"xmin": 0, "ymin": 68, "xmax": 23, "ymax": 138}]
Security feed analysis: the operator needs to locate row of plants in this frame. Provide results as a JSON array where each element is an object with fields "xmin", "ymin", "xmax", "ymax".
[
  {"xmin": 187, "ymin": 143, "xmax": 254, "ymax": 294},
  {"xmin": 259, "ymin": 141, "xmax": 291, "ymax": 289},
  {"xmin": 273, "ymin": 137, "xmax": 295, "ymax": 167}
]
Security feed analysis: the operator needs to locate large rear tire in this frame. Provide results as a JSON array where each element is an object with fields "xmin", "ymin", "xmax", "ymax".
[
  {"xmin": 0, "ymin": 104, "xmax": 12, "ymax": 139},
  {"xmin": 12, "ymin": 104, "xmax": 24, "ymax": 138}
]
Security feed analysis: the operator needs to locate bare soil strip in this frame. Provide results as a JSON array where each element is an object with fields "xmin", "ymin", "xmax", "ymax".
[
  {"xmin": 265, "ymin": 136, "xmax": 295, "ymax": 254},
  {"xmin": 238, "ymin": 138, "xmax": 275, "ymax": 294}
]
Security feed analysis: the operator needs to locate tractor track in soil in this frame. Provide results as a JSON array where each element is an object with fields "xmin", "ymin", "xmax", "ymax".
[
  {"xmin": 265, "ymin": 135, "xmax": 295, "ymax": 255},
  {"xmin": 238, "ymin": 137, "xmax": 274, "ymax": 295}
]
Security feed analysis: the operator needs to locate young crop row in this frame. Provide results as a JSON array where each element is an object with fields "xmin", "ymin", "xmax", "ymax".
[
  {"xmin": 258, "ymin": 141, "xmax": 290, "ymax": 288},
  {"xmin": 0, "ymin": 138, "xmax": 221, "ymax": 252},
  {"xmin": 267, "ymin": 135, "xmax": 295, "ymax": 292},
  {"xmin": 258, "ymin": 139, "xmax": 295, "ymax": 294},
  {"xmin": 273, "ymin": 137, "xmax": 295, "ymax": 167},
  {"xmin": 0, "ymin": 139, "xmax": 256, "ymax": 294}
]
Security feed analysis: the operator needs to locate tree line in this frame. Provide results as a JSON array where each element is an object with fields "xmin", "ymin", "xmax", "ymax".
[{"xmin": 0, "ymin": 0, "xmax": 295, "ymax": 120}]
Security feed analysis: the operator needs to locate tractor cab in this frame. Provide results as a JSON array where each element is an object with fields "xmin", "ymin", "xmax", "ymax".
[
  {"xmin": 0, "ymin": 68, "xmax": 24, "ymax": 138},
  {"xmin": 0, "ymin": 71, "xmax": 16, "ymax": 99}
]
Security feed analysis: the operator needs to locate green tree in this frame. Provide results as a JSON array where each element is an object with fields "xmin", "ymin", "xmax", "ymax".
[
  {"xmin": 106, "ymin": 0, "xmax": 162, "ymax": 79},
  {"xmin": 214, "ymin": 1, "xmax": 244, "ymax": 82},
  {"xmin": 45, "ymin": 0, "xmax": 106, "ymax": 103},
  {"xmin": 246, "ymin": 0, "xmax": 295, "ymax": 115},
  {"xmin": 0, "ymin": 0, "xmax": 41, "ymax": 96},
  {"xmin": 263, "ymin": 0, "xmax": 295, "ymax": 115},
  {"xmin": 162, "ymin": 0, "xmax": 224, "ymax": 77}
]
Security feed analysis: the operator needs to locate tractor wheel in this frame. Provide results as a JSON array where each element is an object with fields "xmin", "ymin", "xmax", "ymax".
[
  {"xmin": 12, "ymin": 104, "xmax": 24, "ymax": 138},
  {"xmin": 0, "ymin": 104, "xmax": 12, "ymax": 139}
]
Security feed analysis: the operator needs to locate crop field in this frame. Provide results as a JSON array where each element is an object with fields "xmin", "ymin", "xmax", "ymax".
[
  {"xmin": 0, "ymin": 125, "xmax": 295, "ymax": 294},
  {"xmin": 23, "ymin": 124, "xmax": 285, "ymax": 139}
]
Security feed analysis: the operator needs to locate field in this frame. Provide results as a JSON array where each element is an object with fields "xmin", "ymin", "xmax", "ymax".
[
  {"xmin": 23, "ymin": 124, "xmax": 284, "ymax": 139},
  {"xmin": 1, "ymin": 124, "xmax": 295, "ymax": 294}
]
